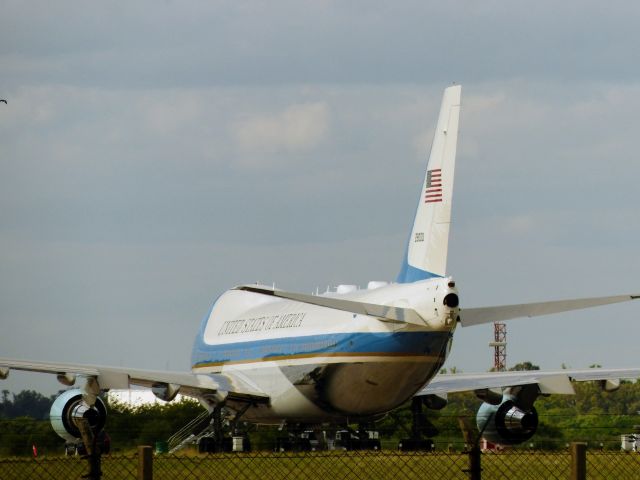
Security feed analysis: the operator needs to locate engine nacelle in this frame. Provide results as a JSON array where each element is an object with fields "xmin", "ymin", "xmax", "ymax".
[
  {"xmin": 422, "ymin": 393, "xmax": 448, "ymax": 411},
  {"xmin": 50, "ymin": 389, "xmax": 107, "ymax": 442},
  {"xmin": 476, "ymin": 395, "xmax": 538, "ymax": 445},
  {"xmin": 598, "ymin": 378, "xmax": 620, "ymax": 392}
]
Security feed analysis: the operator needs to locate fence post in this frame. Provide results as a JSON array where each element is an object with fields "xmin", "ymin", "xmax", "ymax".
[
  {"xmin": 138, "ymin": 445, "xmax": 153, "ymax": 480},
  {"xmin": 570, "ymin": 442, "xmax": 587, "ymax": 480},
  {"xmin": 458, "ymin": 417, "xmax": 482, "ymax": 480},
  {"xmin": 466, "ymin": 445, "xmax": 482, "ymax": 480}
]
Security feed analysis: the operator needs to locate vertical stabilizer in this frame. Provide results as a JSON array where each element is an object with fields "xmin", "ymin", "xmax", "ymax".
[{"xmin": 397, "ymin": 85, "xmax": 461, "ymax": 283}]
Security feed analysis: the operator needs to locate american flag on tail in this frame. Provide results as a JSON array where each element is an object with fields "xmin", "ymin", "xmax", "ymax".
[{"xmin": 424, "ymin": 168, "xmax": 443, "ymax": 203}]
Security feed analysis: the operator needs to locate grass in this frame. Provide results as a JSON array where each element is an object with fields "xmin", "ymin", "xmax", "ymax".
[{"xmin": 0, "ymin": 449, "xmax": 639, "ymax": 479}]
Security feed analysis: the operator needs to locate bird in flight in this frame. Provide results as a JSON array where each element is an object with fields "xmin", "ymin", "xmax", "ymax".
[{"xmin": 0, "ymin": 99, "xmax": 7, "ymax": 104}]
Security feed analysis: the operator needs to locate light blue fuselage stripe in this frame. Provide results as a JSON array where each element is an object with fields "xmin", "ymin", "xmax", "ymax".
[
  {"xmin": 192, "ymin": 331, "xmax": 450, "ymax": 366},
  {"xmin": 396, "ymin": 262, "xmax": 442, "ymax": 284}
]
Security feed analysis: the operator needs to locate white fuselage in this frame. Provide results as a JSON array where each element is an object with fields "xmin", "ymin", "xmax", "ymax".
[{"xmin": 191, "ymin": 277, "xmax": 459, "ymax": 424}]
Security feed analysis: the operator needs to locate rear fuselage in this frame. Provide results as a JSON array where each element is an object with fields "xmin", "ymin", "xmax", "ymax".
[{"xmin": 191, "ymin": 278, "xmax": 459, "ymax": 423}]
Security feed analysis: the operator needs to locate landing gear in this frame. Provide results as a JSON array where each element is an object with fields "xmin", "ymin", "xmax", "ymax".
[
  {"xmin": 398, "ymin": 397, "xmax": 437, "ymax": 451},
  {"xmin": 274, "ymin": 422, "xmax": 382, "ymax": 452},
  {"xmin": 335, "ymin": 424, "xmax": 381, "ymax": 450},
  {"xmin": 198, "ymin": 435, "xmax": 251, "ymax": 453},
  {"xmin": 275, "ymin": 425, "xmax": 325, "ymax": 452},
  {"xmin": 274, "ymin": 434, "xmax": 313, "ymax": 452},
  {"xmin": 198, "ymin": 403, "xmax": 252, "ymax": 453}
]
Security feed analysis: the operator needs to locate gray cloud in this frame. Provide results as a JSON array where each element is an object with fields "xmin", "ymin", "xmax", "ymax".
[
  {"xmin": 3, "ymin": 2, "xmax": 640, "ymax": 89},
  {"xmin": 1, "ymin": 2, "xmax": 640, "ymax": 393},
  {"xmin": 232, "ymin": 102, "xmax": 330, "ymax": 160}
]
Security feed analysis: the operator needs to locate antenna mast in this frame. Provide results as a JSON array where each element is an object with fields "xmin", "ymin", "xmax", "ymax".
[{"xmin": 489, "ymin": 322, "xmax": 507, "ymax": 371}]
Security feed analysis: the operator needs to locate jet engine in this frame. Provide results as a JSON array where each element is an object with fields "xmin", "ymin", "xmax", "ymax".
[
  {"xmin": 475, "ymin": 388, "xmax": 538, "ymax": 445},
  {"xmin": 49, "ymin": 389, "xmax": 107, "ymax": 442}
]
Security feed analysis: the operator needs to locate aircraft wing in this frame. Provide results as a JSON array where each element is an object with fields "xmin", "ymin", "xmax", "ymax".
[
  {"xmin": 460, "ymin": 294, "xmax": 640, "ymax": 327},
  {"xmin": 0, "ymin": 357, "xmax": 269, "ymax": 404},
  {"xmin": 416, "ymin": 368, "xmax": 640, "ymax": 396}
]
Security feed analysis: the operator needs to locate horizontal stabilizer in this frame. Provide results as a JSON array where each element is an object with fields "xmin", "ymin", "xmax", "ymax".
[
  {"xmin": 461, "ymin": 294, "xmax": 640, "ymax": 327},
  {"xmin": 235, "ymin": 285, "xmax": 426, "ymax": 325}
]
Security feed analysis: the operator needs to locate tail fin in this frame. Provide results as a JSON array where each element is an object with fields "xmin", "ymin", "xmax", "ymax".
[{"xmin": 397, "ymin": 85, "xmax": 461, "ymax": 283}]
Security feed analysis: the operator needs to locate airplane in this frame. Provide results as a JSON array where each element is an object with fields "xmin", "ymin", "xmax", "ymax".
[{"xmin": 1, "ymin": 85, "xmax": 639, "ymax": 450}]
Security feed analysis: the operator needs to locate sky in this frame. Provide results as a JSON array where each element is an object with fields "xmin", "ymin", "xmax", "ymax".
[{"xmin": 1, "ymin": 1, "xmax": 640, "ymax": 395}]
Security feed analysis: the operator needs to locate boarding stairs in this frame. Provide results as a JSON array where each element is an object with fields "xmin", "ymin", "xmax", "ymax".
[{"xmin": 167, "ymin": 410, "xmax": 212, "ymax": 453}]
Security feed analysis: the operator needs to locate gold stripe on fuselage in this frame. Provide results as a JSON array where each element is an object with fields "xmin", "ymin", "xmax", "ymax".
[{"xmin": 192, "ymin": 351, "xmax": 443, "ymax": 370}]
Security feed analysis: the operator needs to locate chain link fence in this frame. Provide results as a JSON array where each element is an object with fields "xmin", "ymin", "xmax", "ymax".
[
  {"xmin": 1, "ymin": 447, "xmax": 639, "ymax": 479},
  {"xmin": 586, "ymin": 450, "xmax": 640, "ymax": 479},
  {"xmin": 0, "ymin": 454, "xmax": 136, "ymax": 480}
]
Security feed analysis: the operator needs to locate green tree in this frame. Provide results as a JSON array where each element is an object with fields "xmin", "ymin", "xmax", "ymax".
[
  {"xmin": 0, "ymin": 417, "xmax": 60, "ymax": 456},
  {"xmin": 105, "ymin": 397, "xmax": 203, "ymax": 451},
  {"xmin": 509, "ymin": 362, "xmax": 540, "ymax": 371},
  {"xmin": 0, "ymin": 390, "xmax": 53, "ymax": 420}
]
